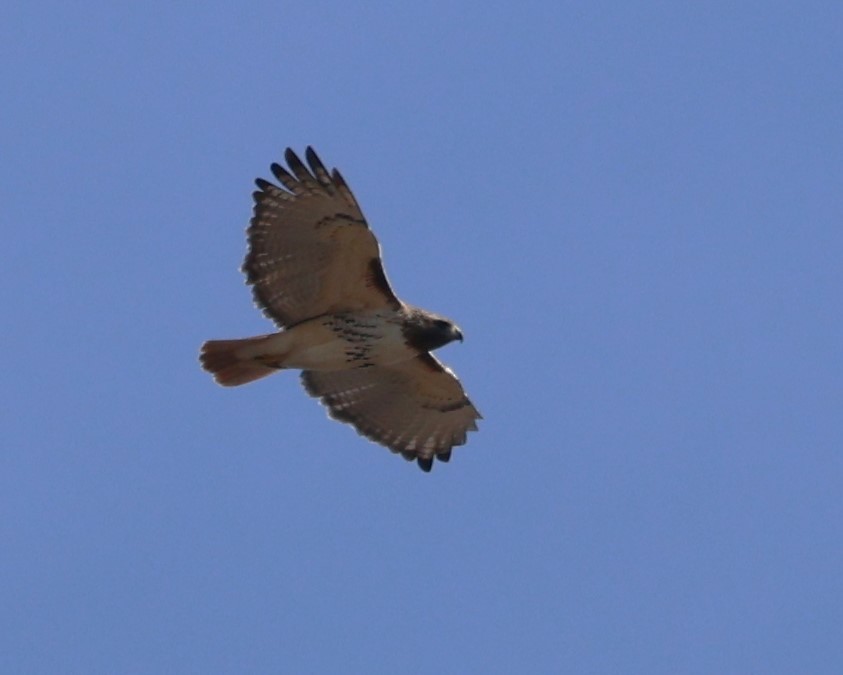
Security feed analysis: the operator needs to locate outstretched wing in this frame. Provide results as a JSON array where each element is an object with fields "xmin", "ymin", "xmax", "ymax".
[
  {"xmin": 301, "ymin": 354, "xmax": 482, "ymax": 471},
  {"xmin": 244, "ymin": 147, "xmax": 401, "ymax": 328}
]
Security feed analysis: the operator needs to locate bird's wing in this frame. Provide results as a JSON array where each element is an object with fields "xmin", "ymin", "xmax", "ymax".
[
  {"xmin": 301, "ymin": 353, "xmax": 481, "ymax": 471},
  {"xmin": 244, "ymin": 147, "xmax": 401, "ymax": 328}
]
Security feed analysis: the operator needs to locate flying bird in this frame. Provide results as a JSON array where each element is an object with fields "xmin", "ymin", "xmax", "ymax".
[{"xmin": 200, "ymin": 147, "xmax": 481, "ymax": 471}]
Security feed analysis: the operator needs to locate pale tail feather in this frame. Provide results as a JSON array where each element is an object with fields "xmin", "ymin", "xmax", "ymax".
[{"xmin": 200, "ymin": 336, "xmax": 279, "ymax": 387}]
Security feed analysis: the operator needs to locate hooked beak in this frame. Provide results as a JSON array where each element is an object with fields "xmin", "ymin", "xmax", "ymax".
[{"xmin": 453, "ymin": 327, "xmax": 464, "ymax": 342}]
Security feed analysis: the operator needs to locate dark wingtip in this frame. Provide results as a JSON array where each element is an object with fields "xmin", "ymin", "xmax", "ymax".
[
  {"xmin": 436, "ymin": 450, "xmax": 452, "ymax": 463},
  {"xmin": 269, "ymin": 162, "xmax": 289, "ymax": 181},
  {"xmin": 284, "ymin": 148, "xmax": 315, "ymax": 182},
  {"xmin": 417, "ymin": 457, "xmax": 433, "ymax": 472},
  {"xmin": 332, "ymin": 168, "xmax": 349, "ymax": 190},
  {"xmin": 305, "ymin": 146, "xmax": 333, "ymax": 187},
  {"xmin": 284, "ymin": 147, "xmax": 301, "ymax": 166},
  {"xmin": 305, "ymin": 145, "xmax": 320, "ymax": 166}
]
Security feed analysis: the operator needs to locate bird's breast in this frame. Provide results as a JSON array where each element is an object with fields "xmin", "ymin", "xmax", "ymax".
[{"xmin": 277, "ymin": 311, "xmax": 414, "ymax": 371}]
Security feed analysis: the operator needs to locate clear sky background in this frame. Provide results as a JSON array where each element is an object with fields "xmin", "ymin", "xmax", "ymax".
[{"xmin": 3, "ymin": 2, "xmax": 842, "ymax": 673}]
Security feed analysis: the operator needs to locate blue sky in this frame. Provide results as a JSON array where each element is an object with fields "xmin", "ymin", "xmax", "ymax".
[{"xmin": 3, "ymin": 2, "xmax": 843, "ymax": 673}]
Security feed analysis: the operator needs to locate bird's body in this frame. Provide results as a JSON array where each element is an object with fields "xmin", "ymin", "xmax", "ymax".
[
  {"xmin": 200, "ymin": 147, "xmax": 480, "ymax": 471},
  {"xmin": 203, "ymin": 306, "xmax": 457, "ymax": 376}
]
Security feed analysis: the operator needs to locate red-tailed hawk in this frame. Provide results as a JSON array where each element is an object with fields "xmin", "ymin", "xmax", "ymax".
[{"xmin": 200, "ymin": 147, "xmax": 481, "ymax": 471}]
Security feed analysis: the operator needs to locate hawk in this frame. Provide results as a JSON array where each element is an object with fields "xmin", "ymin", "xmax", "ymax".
[{"xmin": 200, "ymin": 147, "xmax": 481, "ymax": 471}]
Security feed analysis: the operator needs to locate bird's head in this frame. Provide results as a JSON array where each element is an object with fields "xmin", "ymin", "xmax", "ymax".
[
  {"xmin": 433, "ymin": 318, "xmax": 464, "ymax": 344},
  {"xmin": 404, "ymin": 312, "xmax": 464, "ymax": 352}
]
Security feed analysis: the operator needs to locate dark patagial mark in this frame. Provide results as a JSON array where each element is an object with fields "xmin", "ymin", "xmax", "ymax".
[{"xmin": 366, "ymin": 258, "xmax": 401, "ymax": 308}]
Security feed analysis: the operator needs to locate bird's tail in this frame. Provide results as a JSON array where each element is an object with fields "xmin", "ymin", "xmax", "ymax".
[{"xmin": 199, "ymin": 336, "xmax": 280, "ymax": 387}]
